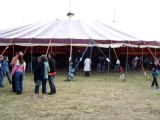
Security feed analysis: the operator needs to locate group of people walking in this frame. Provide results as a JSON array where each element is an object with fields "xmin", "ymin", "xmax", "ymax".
[{"xmin": 0, "ymin": 51, "xmax": 57, "ymax": 98}]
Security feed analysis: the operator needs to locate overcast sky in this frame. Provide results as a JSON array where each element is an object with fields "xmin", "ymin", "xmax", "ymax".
[{"xmin": 0, "ymin": 0, "xmax": 159, "ymax": 40}]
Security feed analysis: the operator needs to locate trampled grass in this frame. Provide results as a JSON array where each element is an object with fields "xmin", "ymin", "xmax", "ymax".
[{"xmin": 0, "ymin": 71, "xmax": 160, "ymax": 120}]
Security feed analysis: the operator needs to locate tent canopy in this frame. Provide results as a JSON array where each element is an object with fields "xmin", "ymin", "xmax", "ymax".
[{"xmin": 0, "ymin": 19, "xmax": 159, "ymax": 48}]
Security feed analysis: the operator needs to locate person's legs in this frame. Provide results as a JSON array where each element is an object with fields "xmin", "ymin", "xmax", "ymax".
[
  {"xmin": 48, "ymin": 76, "xmax": 56, "ymax": 94},
  {"xmin": 85, "ymin": 71, "xmax": 89, "ymax": 77},
  {"xmin": 0, "ymin": 71, "xmax": 4, "ymax": 87},
  {"xmin": 151, "ymin": 77, "xmax": 155, "ymax": 87},
  {"xmin": 19, "ymin": 72, "xmax": 23, "ymax": 93},
  {"xmin": 6, "ymin": 71, "xmax": 12, "ymax": 84},
  {"xmin": 116, "ymin": 65, "xmax": 120, "ymax": 73},
  {"xmin": 151, "ymin": 73, "xmax": 159, "ymax": 88},
  {"xmin": 85, "ymin": 71, "xmax": 87, "ymax": 76},
  {"xmin": 35, "ymin": 85, "xmax": 39, "ymax": 94},
  {"xmin": 97, "ymin": 63, "xmax": 101, "ymax": 72},
  {"xmin": 35, "ymin": 80, "xmax": 41, "ymax": 94},
  {"xmin": 102, "ymin": 65, "xmax": 105, "ymax": 73},
  {"xmin": 42, "ymin": 79, "xmax": 47, "ymax": 94},
  {"xmin": 155, "ymin": 74, "xmax": 159, "ymax": 88},
  {"xmin": 12, "ymin": 75, "xmax": 16, "ymax": 92},
  {"xmin": 15, "ymin": 72, "xmax": 21, "ymax": 94}
]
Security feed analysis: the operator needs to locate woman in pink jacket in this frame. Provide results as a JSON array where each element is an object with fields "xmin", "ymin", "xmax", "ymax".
[{"xmin": 11, "ymin": 54, "xmax": 26, "ymax": 94}]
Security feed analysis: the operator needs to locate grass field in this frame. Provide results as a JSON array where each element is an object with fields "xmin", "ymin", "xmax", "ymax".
[{"xmin": 0, "ymin": 70, "xmax": 160, "ymax": 120}]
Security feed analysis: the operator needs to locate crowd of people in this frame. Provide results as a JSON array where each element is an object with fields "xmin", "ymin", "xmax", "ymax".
[
  {"xmin": 0, "ymin": 51, "xmax": 160, "ymax": 98},
  {"xmin": 0, "ymin": 51, "xmax": 57, "ymax": 98}
]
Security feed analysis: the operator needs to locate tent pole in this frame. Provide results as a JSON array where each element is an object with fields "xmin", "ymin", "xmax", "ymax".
[
  {"xmin": 13, "ymin": 44, "xmax": 15, "ymax": 58},
  {"xmin": 126, "ymin": 46, "xmax": 128, "ymax": 73},
  {"xmin": 51, "ymin": 46, "xmax": 53, "ymax": 52},
  {"xmin": 155, "ymin": 48, "xmax": 157, "ymax": 58},
  {"xmin": 31, "ymin": 46, "xmax": 33, "ymax": 73},
  {"xmin": 142, "ymin": 48, "xmax": 144, "ymax": 71},
  {"xmin": 68, "ymin": 13, "xmax": 74, "ymax": 71},
  {"xmin": 89, "ymin": 46, "xmax": 92, "ymax": 73},
  {"xmin": 89, "ymin": 46, "xmax": 92, "ymax": 59},
  {"xmin": 108, "ymin": 46, "xmax": 111, "ymax": 73}
]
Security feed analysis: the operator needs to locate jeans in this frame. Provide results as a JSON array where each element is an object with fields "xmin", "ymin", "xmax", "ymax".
[
  {"xmin": 0, "ymin": 71, "xmax": 5, "ymax": 86},
  {"xmin": 85, "ymin": 71, "xmax": 90, "ymax": 76},
  {"xmin": 35, "ymin": 79, "xmax": 47, "ymax": 94},
  {"xmin": 48, "ymin": 75, "xmax": 56, "ymax": 93},
  {"xmin": 12, "ymin": 75, "xmax": 16, "ymax": 92},
  {"xmin": 15, "ymin": 71, "xmax": 23, "ymax": 93},
  {"xmin": 132, "ymin": 64, "xmax": 136, "ymax": 71},
  {"xmin": 6, "ymin": 70, "xmax": 12, "ymax": 83},
  {"xmin": 114, "ymin": 64, "xmax": 120, "ymax": 73},
  {"xmin": 97, "ymin": 63, "xmax": 101, "ymax": 72},
  {"xmin": 151, "ymin": 72, "xmax": 159, "ymax": 87},
  {"xmin": 101, "ymin": 65, "xmax": 106, "ymax": 72}
]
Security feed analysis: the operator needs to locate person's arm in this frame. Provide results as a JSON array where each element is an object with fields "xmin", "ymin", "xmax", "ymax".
[
  {"xmin": 10, "ymin": 56, "xmax": 18, "ymax": 66},
  {"xmin": 23, "ymin": 62, "xmax": 26, "ymax": 73},
  {"xmin": 11, "ymin": 64, "xmax": 17, "ymax": 76},
  {"xmin": 48, "ymin": 63, "xmax": 50, "ymax": 73},
  {"xmin": 10, "ymin": 52, "xmax": 23, "ymax": 66},
  {"xmin": 3, "ymin": 61, "xmax": 8, "ymax": 73}
]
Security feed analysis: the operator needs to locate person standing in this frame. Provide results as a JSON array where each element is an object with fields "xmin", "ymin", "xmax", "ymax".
[
  {"xmin": 41, "ymin": 55, "xmax": 50, "ymax": 98},
  {"xmin": 97, "ymin": 56, "xmax": 102, "ymax": 72},
  {"xmin": 2, "ymin": 56, "xmax": 12, "ymax": 84},
  {"xmin": 114, "ymin": 59, "xmax": 120, "ymax": 73},
  {"xmin": 132, "ymin": 57, "xmax": 138, "ymax": 71},
  {"xmin": 34, "ymin": 56, "xmax": 44, "ymax": 98},
  {"xmin": 151, "ymin": 58, "xmax": 159, "ymax": 89},
  {"xmin": 101, "ymin": 57, "xmax": 106, "ymax": 73},
  {"xmin": 0, "ymin": 55, "xmax": 4, "ymax": 87},
  {"xmin": 84, "ymin": 56, "xmax": 92, "ymax": 77},
  {"xmin": 11, "ymin": 53, "xmax": 26, "ymax": 94},
  {"xmin": 10, "ymin": 52, "xmax": 23, "ymax": 92},
  {"xmin": 48, "ymin": 52, "xmax": 56, "ymax": 95}
]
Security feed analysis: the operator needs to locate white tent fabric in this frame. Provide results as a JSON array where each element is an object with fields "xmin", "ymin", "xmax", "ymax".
[
  {"xmin": 0, "ymin": 19, "xmax": 138, "ymax": 39},
  {"xmin": 0, "ymin": 19, "xmax": 158, "ymax": 48}
]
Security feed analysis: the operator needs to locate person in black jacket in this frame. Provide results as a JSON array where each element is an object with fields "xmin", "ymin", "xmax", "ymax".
[
  {"xmin": 151, "ymin": 58, "xmax": 159, "ymax": 89},
  {"xmin": 48, "ymin": 52, "xmax": 56, "ymax": 95},
  {"xmin": 34, "ymin": 56, "xmax": 45, "ymax": 98}
]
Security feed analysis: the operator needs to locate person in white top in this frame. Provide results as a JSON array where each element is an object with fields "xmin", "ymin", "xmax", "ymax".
[{"xmin": 84, "ymin": 56, "xmax": 92, "ymax": 77}]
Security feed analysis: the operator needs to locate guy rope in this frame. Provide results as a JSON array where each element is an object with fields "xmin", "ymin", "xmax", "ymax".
[
  {"xmin": 111, "ymin": 40, "xmax": 125, "ymax": 80},
  {"xmin": 23, "ymin": 38, "xmax": 32, "ymax": 55},
  {"xmin": 1, "ymin": 38, "xmax": 14, "ymax": 55},
  {"xmin": 46, "ymin": 39, "xmax": 52, "ymax": 55}
]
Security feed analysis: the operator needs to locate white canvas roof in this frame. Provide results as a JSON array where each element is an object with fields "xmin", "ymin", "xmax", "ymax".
[{"xmin": 0, "ymin": 19, "xmax": 158, "ymax": 48}]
